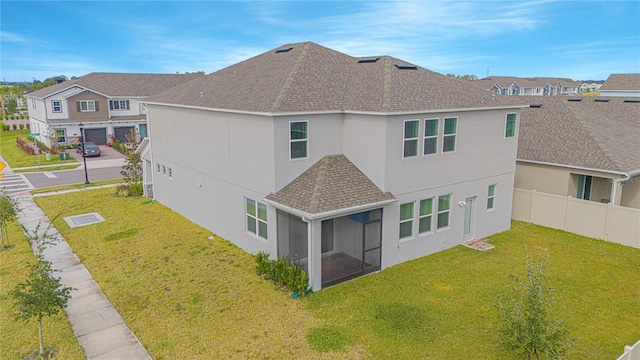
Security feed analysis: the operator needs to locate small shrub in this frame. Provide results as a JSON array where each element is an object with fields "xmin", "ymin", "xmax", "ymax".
[
  {"xmin": 254, "ymin": 252, "xmax": 309, "ymax": 296},
  {"xmin": 12, "ymin": 124, "xmax": 17, "ymax": 130},
  {"xmin": 19, "ymin": 124, "xmax": 24, "ymax": 130}
]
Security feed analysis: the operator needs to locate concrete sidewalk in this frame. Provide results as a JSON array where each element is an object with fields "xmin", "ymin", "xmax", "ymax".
[{"xmin": 14, "ymin": 191, "xmax": 152, "ymax": 360}]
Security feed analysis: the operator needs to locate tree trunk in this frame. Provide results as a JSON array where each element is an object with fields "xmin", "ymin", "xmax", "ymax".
[{"xmin": 38, "ymin": 318, "xmax": 44, "ymax": 355}]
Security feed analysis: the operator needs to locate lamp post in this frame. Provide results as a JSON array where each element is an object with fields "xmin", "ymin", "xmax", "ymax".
[{"xmin": 78, "ymin": 122, "xmax": 89, "ymax": 184}]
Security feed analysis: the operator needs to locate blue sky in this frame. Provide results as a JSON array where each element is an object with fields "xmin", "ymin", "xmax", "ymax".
[{"xmin": 1, "ymin": 1, "xmax": 639, "ymax": 82}]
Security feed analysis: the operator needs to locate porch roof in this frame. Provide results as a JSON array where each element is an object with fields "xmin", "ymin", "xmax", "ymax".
[{"xmin": 264, "ymin": 155, "xmax": 396, "ymax": 216}]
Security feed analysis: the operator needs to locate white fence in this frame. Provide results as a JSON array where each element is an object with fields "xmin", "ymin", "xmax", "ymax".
[
  {"xmin": 617, "ymin": 340, "xmax": 640, "ymax": 360},
  {"xmin": 512, "ymin": 189, "xmax": 640, "ymax": 249}
]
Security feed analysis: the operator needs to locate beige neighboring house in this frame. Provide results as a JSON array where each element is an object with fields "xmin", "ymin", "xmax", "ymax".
[
  {"xmin": 24, "ymin": 72, "xmax": 202, "ymax": 147},
  {"xmin": 598, "ymin": 74, "xmax": 640, "ymax": 97},
  {"xmin": 515, "ymin": 96, "xmax": 640, "ymax": 209},
  {"xmin": 474, "ymin": 76, "xmax": 581, "ymax": 96}
]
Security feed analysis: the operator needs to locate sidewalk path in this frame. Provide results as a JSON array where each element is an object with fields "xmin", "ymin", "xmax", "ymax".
[{"xmin": 14, "ymin": 190, "xmax": 152, "ymax": 360}]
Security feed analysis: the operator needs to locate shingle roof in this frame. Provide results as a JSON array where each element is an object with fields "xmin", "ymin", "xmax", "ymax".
[
  {"xmin": 264, "ymin": 155, "xmax": 396, "ymax": 215},
  {"xmin": 26, "ymin": 73, "xmax": 203, "ymax": 98},
  {"xmin": 146, "ymin": 41, "xmax": 513, "ymax": 113},
  {"xmin": 516, "ymin": 96, "xmax": 640, "ymax": 173},
  {"xmin": 599, "ymin": 74, "xmax": 640, "ymax": 91}
]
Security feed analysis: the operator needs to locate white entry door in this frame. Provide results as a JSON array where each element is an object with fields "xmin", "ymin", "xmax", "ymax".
[{"xmin": 463, "ymin": 197, "xmax": 476, "ymax": 241}]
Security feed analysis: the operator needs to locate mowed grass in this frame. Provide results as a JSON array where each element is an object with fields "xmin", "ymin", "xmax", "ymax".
[
  {"xmin": 0, "ymin": 129, "xmax": 77, "ymax": 168},
  {"xmin": 0, "ymin": 221, "xmax": 84, "ymax": 359},
  {"xmin": 305, "ymin": 221, "xmax": 640, "ymax": 359},
  {"xmin": 35, "ymin": 189, "xmax": 366, "ymax": 359},
  {"xmin": 33, "ymin": 189, "xmax": 640, "ymax": 359}
]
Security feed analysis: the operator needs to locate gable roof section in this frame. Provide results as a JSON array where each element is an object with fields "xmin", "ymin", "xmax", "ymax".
[
  {"xmin": 599, "ymin": 74, "xmax": 640, "ymax": 91},
  {"xmin": 264, "ymin": 155, "xmax": 396, "ymax": 216},
  {"xmin": 146, "ymin": 41, "xmax": 514, "ymax": 113},
  {"xmin": 517, "ymin": 97, "xmax": 640, "ymax": 173},
  {"xmin": 27, "ymin": 73, "xmax": 203, "ymax": 99}
]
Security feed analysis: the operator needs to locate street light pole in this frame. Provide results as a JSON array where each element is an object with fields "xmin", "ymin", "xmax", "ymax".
[{"xmin": 79, "ymin": 122, "xmax": 89, "ymax": 184}]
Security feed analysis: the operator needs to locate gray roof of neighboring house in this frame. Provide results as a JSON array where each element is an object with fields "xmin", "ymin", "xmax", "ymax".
[
  {"xmin": 264, "ymin": 155, "xmax": 396, "ymax": 215},
  {"xmin": 599, "ymin": 74, "xmax": 640, "ymax": 91},
  {"xmin": 516, "ymin": 96, "xmax": 640, "ymax": 173},
  {"xmin": 26, "ymin": 73, "xmax": 203, "ymax": 98},
  {"xmin": 478, "ymin": 76, "xmax": 581, "ymax": 89},
  {"xmin": 146, "ymin": 41, "xmax": 514, "ymax": 113}
]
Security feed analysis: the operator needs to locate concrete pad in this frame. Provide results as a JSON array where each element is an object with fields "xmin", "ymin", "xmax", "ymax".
[
  {"xmin": 68, "ymin": 303, "xmax": 126, "ymax": 337},
  {"xmin": 77, "ymin": 324, "xmax": 145, "ymax": 359},
  {"xmin": 57, "ymin": 264, "xmax": 95, "ymax": 286},
  {"xmin": 66, "ymin": 290, "xmax": 115, "ymax": 317},
  {"xmin": 92, "ymin": 342, "xmax": 152, "ymax": 360}
]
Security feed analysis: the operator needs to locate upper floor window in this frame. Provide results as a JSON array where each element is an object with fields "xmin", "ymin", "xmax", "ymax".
[
  {"xmin": 403, "ymin": 120, "xmax": 419, "ymax": 158},
  {"xmin": 399, "ymin": 202, "xmax": 414, "ymax": 239},
  {"xmin": 423, "ymin": 119, "xmax": 438, "ymax": 155},
  {"xmin": 77, "ymin": 100, "xmax": 97, "ymax": 112},
  {"xmin": 290, "ymin": 121, "xmax": 308, "ymax": 159},
  {"xmin": 505, "ymin": 113, "xmax": 517, "ymax": 138},
  {"xmin": 31, "ymin": 98, "xmax": 36, "ymax": 110},
  {"xmin": 487, "ymin": 184, "xmax": 496, "ymax": 210},
  {"xmin": 51, "ymin": 100, "xmax": 62, "ymax": 113},
  {"xmin": 246, "ymin": 198, "xmax": 268, "ymax": 239},
  {"xmin": 443, "ymin": 117, "xmax": 457, "ymax": 153},
  {"xmin": 110, "ymin": 99, "xmax": 130, "ymax": 110}
]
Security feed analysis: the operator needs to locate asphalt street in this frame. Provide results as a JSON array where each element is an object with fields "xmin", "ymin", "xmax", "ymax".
[{"xmin": 24, "ymin": 166, "xmax": 123, "ymax": 188}]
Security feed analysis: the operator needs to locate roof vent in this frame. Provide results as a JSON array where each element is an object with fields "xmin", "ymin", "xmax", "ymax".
[
  {"xmin": 568, "ymin": 98, "xmax": 582, "ymax": 102},
  {"xmin": 358, "ymin": 57, "xmax": 380, "ymax": 63},
  {"xmin": 623, "ymin": 99, "xmax": 640, "ymax": 103},
  {"xmin": 594, "ymin": 98, "xmax": 609, "ymax": 102},
  {"xmin": 275, "ymin": 47, "xmax": 293, "ymax": 53},
  {"xmin": 530, "ymin": 104, "xmax": 543, "ymax": 108},
  {"xmin": 395, "ymin": 64, "xmax": 417, "ymax": 70}
]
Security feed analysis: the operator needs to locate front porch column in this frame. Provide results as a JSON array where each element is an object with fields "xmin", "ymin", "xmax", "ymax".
[{"xmin": 308, "ymin": 218, "xmax": 322, "ymax": 291}]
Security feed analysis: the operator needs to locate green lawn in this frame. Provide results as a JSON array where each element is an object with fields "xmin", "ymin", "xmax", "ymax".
[
  {"xmin": 0, "ymin": 129, "xmax": 77, "ymax": 168},
  {"xmin": 0, "ymin": 221, "xmax": 85, "ymax": 359},
  {"xmin": 30, "ymin": 189, "xmax": 640, "ymax": 359}
]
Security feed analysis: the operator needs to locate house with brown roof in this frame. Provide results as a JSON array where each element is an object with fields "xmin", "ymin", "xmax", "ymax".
[
  {"xmin": 475, "ymin": 76, "xmax": 581, "ymax": 96},
  {"xmin": 598, "ymin": 74, "xmax": 640, "ymax": 97},
  {"xmin": 515, "ymin": 96, "xmax": 640, "ymax": 208},
  {"xmin": 141, "ymin": 42, "xmax": 525, "ymax": 290},
  {"xmin": 24, "ymin": 72, "xmax": 202, "ymax": 148}
]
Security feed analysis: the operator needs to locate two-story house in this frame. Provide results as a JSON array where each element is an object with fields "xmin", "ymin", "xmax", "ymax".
[
  {"xmin": 475, "ymin": 76, "xmax": 581, "ymax": 96},
  {"xmin": 598, "ymin": 74, "xmax": 640, "ymax": 97},
  {"xmin": 140, "ymin": 42, "xmax": 525, "ymax": 291},
  {"xmin": 24, "ymin": 73, "xmax": 202, "ymax": 148}
]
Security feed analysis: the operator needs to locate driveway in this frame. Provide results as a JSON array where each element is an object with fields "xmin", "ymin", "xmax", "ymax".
[{"xmin": 68, "ymin": 144, "xmax": 125, "ymax": 162}]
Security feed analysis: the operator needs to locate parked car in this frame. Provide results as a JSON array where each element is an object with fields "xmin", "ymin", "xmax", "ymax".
[{"xmin": 76, "ymin": 142, "xmax": 101, "ymax": 157}]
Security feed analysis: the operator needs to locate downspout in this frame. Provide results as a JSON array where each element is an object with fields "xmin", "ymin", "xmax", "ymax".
[
  {"xmin": 301, "ymin": 216, "xmax": 313, "ymax": 291},
  {"xmin": 611, "ymin": 168, "xmax": 640, "ymax": 205}
]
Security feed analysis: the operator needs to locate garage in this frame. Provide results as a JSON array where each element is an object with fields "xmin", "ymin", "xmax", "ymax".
[
  {"xmin": 114, "ymin": 126, "xmax": 135, "ymax": 143},
  {"xmin": 84, "ymin": 128, "xmax": 107, "ymax": 145}
]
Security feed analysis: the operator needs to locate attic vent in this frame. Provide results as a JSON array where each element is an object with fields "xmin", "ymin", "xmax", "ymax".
[
  {"xmin": 358, "ymin": 57, "xmax": 380, "ymax": 63},
  {"xmin": 623, "ymin": 99, "xmax": 640, "ymax": 103},
  {"xmin": 395, "ymin": 64, "xmax": 417, "ymax": 70},
  {"xmin": 594, "ymin": 98, "xmax": 609, "ymax": 102},
  {"xmin": 530, "ymin": 104, "xmax": 543, "ymax": 108},
  {"xmin": 275, "ymin": 47, "xmax": 293, "ymax": 53},
  {"xmin": 568, "ymin": 98, "xmax": 582, "ymax": 102}
]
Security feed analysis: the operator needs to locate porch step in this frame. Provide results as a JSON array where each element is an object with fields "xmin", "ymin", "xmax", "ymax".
[{"xmin": 462, "ymin": 239, "xmax": 495, "ymax": 251}]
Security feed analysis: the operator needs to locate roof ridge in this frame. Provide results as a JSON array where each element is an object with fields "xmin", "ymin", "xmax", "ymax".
[
  {"xmin": 308, "ymin": 156, "xmax": 329, "ymax": 213},
  {"xmin": 271, "ymin": 42, "xmax": 312, "ymax": 112}
]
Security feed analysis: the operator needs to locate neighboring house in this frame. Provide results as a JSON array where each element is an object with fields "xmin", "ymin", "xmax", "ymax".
[
  {"xmin": 580, "ymin": 80, "xmax": 604, "ymax": 93},
  {"xmin": 598, "ymin": 74, "xmax": 640, "ymax": 97},
  {"xmin": 475, "ymin": 76, "xmax": 581, "ymax": 96},
  {"xmin": 515, "ymin": 96, "xmax": 640, "ymax": 208},
  {"xmin": 141, "ymin": 42, "xmax": 525, "ymax": 291},
  {"xmin": 24, "ymin": 73, "xmax": 202, "ymax": 148}
]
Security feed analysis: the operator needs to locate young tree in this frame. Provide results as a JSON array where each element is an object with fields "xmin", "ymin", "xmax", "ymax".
[
  {"xmin": 0, "ymin": 189, "xmax": 20, "ymax": 248},
  {"xmin": 497, "ymin": 250, "xmax": 574, "ymax": 359},
  {"xmin": 119, "ymin": 131, "xmax": 143, "ymax": 196},
  {"xmin": 12, "ymin": 222, "xmax": 72, "ymax": 357}
]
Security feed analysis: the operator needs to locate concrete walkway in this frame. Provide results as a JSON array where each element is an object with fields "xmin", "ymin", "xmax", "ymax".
[{"xmin": 14, "ymin": 190, "xmax": 152, "ymax": 360}]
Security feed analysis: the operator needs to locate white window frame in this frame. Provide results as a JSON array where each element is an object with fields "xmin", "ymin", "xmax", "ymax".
[
  {"xmin": 245, "ymin": 198, "xmax": 268, "ymax": 239},
  {"xmin": 55, "ymin": 128, "xmax": 66, "ymax": 143},
  {"xmin": 423, "ymin": 118, "xmax": 438, "ymax": 156},
  {"xmin": 111, "ymin": 99, "xmax": 128, "ymax": 110},
  {"xmin": 399, "ymin": 202, "xmax": 414, "ymax": 239},
  {"xmin": 487, "ymin": 184, "xmax": 496, "ymax": 210},
  {"xmin": 505, "ymin": 113, "xmax": 517, "ymax": 138},
  {"xmin": 437, "ymin": 194, "xmax": 451, "ymax": 230},
  {"xmin": 289, "ymin": 120, "xmax": 308, "ymax": 160},
  {"xmin": 418, "ymin": 198, "xmax": 433, "ymax": 234},
  {"xmin": 403, "ymin": 119, "xmax": 420, "ymax": 158},
  {"xmin": 52, "ymin": 100, "xmax": 62, "ymax": 113},
  {"xmin": 78, "ymin": 100, "xmax": 96, "ymax": 112},
  {"xmin": 31, "ymin": 98, "xmax": 36, "ymax": 109},
  {"xmin": 443, "ymin": 117, "xmax": 457, "ymax": 153},
  {"xmin": 156, "ymin": 163, "xmax": 161, "ymax": 173}
]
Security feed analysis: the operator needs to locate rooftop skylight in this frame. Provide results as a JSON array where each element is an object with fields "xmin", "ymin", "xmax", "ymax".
[
  {"xmin": 395, "ymin": 64, "xmax": 417, "ymax": 70},
  {"xmin": 358, "ymin": 57, "xmax": 380, "ymax": 63},
  {"xmin": 275, "ymin": 47, "xmax": 293, "ymax": 53}
]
